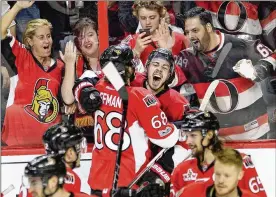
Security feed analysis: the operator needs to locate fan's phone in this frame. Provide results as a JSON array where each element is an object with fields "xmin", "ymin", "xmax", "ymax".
[{"xmin": 139, "ymin": 28, "xmax": 151, "ymax": 38}]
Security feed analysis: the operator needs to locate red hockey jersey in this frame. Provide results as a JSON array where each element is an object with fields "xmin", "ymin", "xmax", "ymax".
[
  {"xmin": 88, "ymin": 79, "xmax": 179, "ymax": 190},
  {"xmin": 1, "ymin": 36, "xmax": 63, "ymax": 146},
  {"xmin": 178, "ymin": 182, "xmax": 260, "ymax": 197},
  {"xmin": 130, "ymin": 72, "xmax": 190, "ymax": 122},
  {"xmin": 171, "ymin": 153, "xmax": 266, "ymax": 197}
]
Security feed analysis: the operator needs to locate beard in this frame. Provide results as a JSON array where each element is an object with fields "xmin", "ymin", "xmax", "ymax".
[{"xmin": 192, "ymin": 30, "xmax": 211, "ymax": 52}]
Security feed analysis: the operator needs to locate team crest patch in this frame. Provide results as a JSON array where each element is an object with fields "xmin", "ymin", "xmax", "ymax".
[
  {"xmin": 183, "ymin": 169, "xmax": 197, "ymax": 181},
  {"xmin": 243, "ymin": 156, "xmax": 255, "ymax": 169},
  {"xmin": 143, "ymin": 94, "xmax": 158, "ymax": 107},
  {"xmin": 24, "ymin": 78, "xmax": 59, "ymax": 123}
]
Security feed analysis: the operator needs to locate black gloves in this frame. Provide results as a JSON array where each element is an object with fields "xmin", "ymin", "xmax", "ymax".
[
  {"xmin": 136, "ymin": 183, "xmax": 166, "ymax": 197},
  {"xmin": 73, "ymin": 78, "xmax": 102, "ymax": 114},
  {"xmin": 101, "ymin": 184, "xmax": 165, "ymax": 197}
]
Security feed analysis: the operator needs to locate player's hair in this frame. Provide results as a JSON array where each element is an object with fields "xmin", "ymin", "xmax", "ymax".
[
  {"xmin": 183, "ymin": 7, "xmax": 214, "ymax": 29},
  {"xmin": 215, "ymin": 148, "xmax": 243, "ymax": 170},
  {"xmin": 73, "ymin": 17, "xmax": 98, "ymax": 52},
  {"xmin": 132, "ymin": 0, "xmax": 167, "ymax": 18},
  {"xmin": 23, "ymin": 19, "xmax": 53, "ymax": 49}
]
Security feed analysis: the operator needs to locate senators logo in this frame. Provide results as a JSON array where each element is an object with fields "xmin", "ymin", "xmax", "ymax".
[{"xmin": 24, "ymin": 78, "xmax": 59, "ymax": 123}]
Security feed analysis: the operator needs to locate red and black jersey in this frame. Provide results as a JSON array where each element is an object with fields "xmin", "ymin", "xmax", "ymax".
[
  {"xmin": 174, "ymin": 31, "xmax": 276, "ymax": 140},
  {"xmin": 88, "ymin": 79, "xmax": 179, "ymax": 190},
  {"xmin": 1, "ymin": 36, "xmax": 63, "ymax": 146},
  {"xmin": 131, "ymin": 72, "xmax": 190, "ymax": 122},
  {"xmin": 194, "ymin": 1, "xmax": 276, "ymax": 49}
]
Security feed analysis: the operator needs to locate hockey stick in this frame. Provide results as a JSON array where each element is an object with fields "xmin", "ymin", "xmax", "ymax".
[
  {"xmin": 128, "ymin": 149, "xmax": 192, "ymax": 188},
  {"xmin": 101, "ymin": 61, "xmax": 129, "ymax": 197},
  {"xmin": 199, "ymin": 79, "xmax": 220, "ymax": 111},
  {"xmin": 1, "ymin": 184, "xmax": 15, "ymax": 196}
]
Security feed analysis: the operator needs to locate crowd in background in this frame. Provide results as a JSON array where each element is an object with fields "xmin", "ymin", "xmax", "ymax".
[{"xmin": 1, "ymin": 1, "xmax": 276, "ymax": 197}]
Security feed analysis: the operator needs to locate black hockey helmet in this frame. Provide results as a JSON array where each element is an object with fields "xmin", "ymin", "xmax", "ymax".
[
  {"xmin": 145, "ymin": 48, "xmax": 175, "ymax": 83},
  {"xmin": 43, "ymin": 123, "xmax": 86, "ymax": 155},
  {"xmin": 100, "ymin": 44, "xmax": 134, "ymax": 75},
  {"xmin": 176, "ymin": 110, "xmax": 220, "ymax": 136},
  {"xmin": 24, "ymin": 154, "xmax": 66, "ymax": 186}
]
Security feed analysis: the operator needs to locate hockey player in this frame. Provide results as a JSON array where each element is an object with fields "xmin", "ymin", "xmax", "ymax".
[
  {"xmin": 170, "ymin": 110, "xmax": 267, "ymax": 197},
  {"xmin": 174, "ymin": 7, "xmax": 276, "ymax": 140},
  {"xmin": 19, "ymin": 123, "xmax": 90, "ymax": 197},
  {"xmin": 42, "ymin": 123, "xmax": 90, "ymax": 194},
  {"xmin": 178, "ymin": 148, "xmax": 260, "ymax": 197},
  {"xmin": 130, "ymin": 48, "xmax": 190, "ymax": 195},
  {"xmin": 131, "ymin": 48, "xmax": 190, "ymax": 122},
  {"xmin": 24, "ymin": 154, "xmax": 166, "ymax": 197},
  {"xmin": 73, "ymin": 45, "xmax": 179, "ymax": 194},
  {"xmin": 23, "ymin": 154, "xmax": 97, "ymax": 197}
]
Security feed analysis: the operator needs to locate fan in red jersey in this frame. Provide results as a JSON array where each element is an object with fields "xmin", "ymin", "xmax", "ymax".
[
  {"xmin": 1, "ymin": 1, "xmax": 64, "ymax": 146},
  {"xmin": 170, "ymin": 110, "xmax": 267, "ymax": 197},
  {"xmin": 178, "ymin": 148, "xmax": 261, "ymax": 197},
  {"xmin": 73, "ymin": 44, "xmax": 179, "ymax": 194}
]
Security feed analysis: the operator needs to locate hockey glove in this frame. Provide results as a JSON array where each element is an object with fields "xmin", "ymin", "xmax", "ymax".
[
  {"xmin": 136, "ymin": 163, "xmax": 171, "ymax": 196},
  {"xmin": 136, "ymin": 183, "xmax": 166, "ymax": 197},
  {"xmin": 73, "ymin": 78, "xmax": 102, "ymax": 114},
  {"xmin": 101, "ymin": 187, "xmax": 136, "ymax": 197}
]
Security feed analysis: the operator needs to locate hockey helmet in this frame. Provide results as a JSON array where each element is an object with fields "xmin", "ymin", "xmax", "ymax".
[
  {"xmin": 145, "ymin": 48, "xmax": 175, "ymax": 82},
  {"xmin": 43, "ymin": 123, "xmax": 87, "ymax": 155},
  {"xmin": 178, "ymin": 110, "xmax": 220, "ymax": 136},
  {"xmin": 24, "ymin": 154, "xmax": 66, "ymax": 186},
  {"xmin": 100, "ymin": 45, "xmax": 134, "ymax": 75},
  {"xmin": 100, "ymin": 45, "xmax": 135, "ymax": 74}
]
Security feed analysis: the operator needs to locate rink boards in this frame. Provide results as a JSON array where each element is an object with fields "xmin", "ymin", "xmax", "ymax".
[{"xmin": 1, "ymin": 140, "xmax": 275, "ymax": 197}]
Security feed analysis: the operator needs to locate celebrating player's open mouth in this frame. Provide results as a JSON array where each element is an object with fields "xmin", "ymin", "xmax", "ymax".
[{"xmin": 151, "ymin": 71, "xmax": 164, "ymax": 88}]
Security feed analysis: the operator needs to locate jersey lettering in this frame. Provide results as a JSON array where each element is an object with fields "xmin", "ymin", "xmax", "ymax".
[
  {"xmin": 151, "ymin": 112, "xmax": 168, "ymax": 129},
  {"xmin": 249, "ymin": 176, "xmax": 265, "ymax": 193},
  {"xmin": 94, "ymin": 110, "xmax": 131, "ymax": 151}
]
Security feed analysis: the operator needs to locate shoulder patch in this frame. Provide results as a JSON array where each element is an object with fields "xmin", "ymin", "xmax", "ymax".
[
  {"xmin": 143, "ymin": 94, "xmax": 158, "ymax": 107},
  {"xmin": 243, "ymin": 155, "xmax": 255, "ymax": 169}
]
